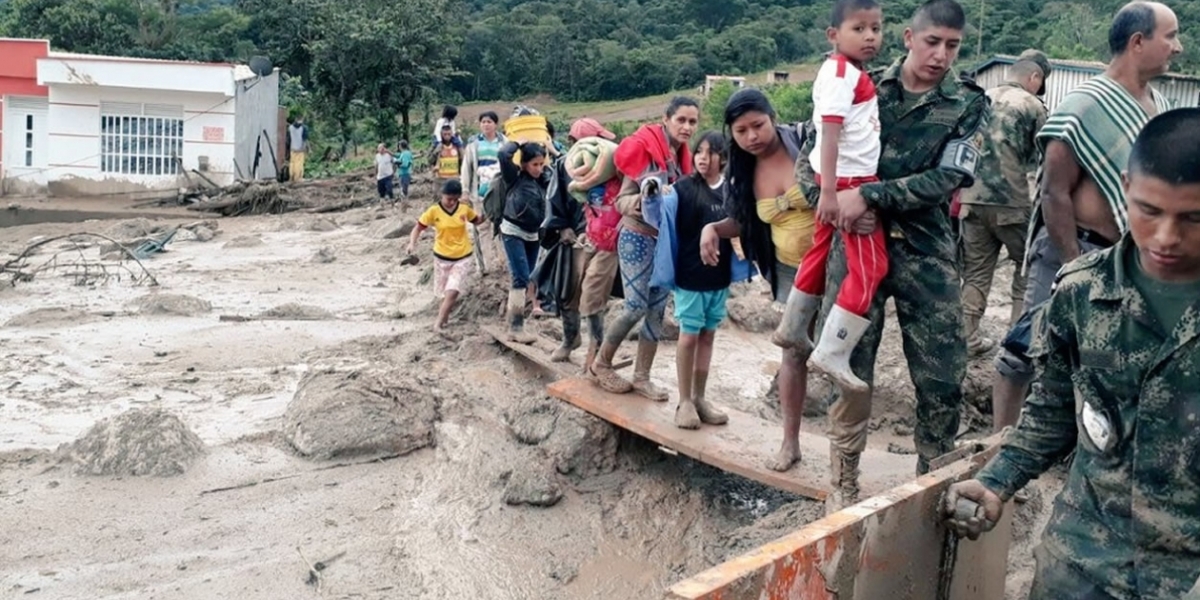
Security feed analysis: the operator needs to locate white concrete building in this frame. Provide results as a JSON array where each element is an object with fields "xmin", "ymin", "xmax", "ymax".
[{"xmin": 1, "ymin": 40, "xmax": 279, "ymax": 195}]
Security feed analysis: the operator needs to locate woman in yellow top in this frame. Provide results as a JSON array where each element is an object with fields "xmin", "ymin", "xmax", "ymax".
[
  {"xmin": 700, "ymin": 89, "xmax": 876, "ymax": 474},
  {"xmin": 407, "ymin": 180, "xmax": 485, "ymax": 334}
]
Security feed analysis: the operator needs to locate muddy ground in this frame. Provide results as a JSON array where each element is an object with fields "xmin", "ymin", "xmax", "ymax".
[{"xmin": 0, "ymin": 180, "xmax": 1061, "ymax": 599}]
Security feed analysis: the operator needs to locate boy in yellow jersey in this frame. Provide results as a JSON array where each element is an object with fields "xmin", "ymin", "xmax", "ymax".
[{"xmin": 407, "ymin": 180, "xmax": 485, "ymax": 333}]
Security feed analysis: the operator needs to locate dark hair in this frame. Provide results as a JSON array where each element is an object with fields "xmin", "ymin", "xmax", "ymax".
[
  {"xmin": 441, "ymin": 124, "xmax": 452, "ymax": 131},
  {"xmin": 479, "ymin": 111, "xmax": 499, "ymax": 124},
  {"xmin": 546, "ymin": 121, "xmax": 556, "ymax": 137},
  {"xmin": 1128, "ymin": 108, "xmax": 1200, "ymax": 185},
  {"xmin": 442, "ymin": 179, "xmax": 463, "ymax": 196},
  {"xmin": 666, "ymin": 96, "xmax": 700, "ymax": 117},
  {"xmin": 518, "ymin": 142, "xmax": 547, "ymax": 165},
  {"xmin": 723, "ymin": 89, "xmax": 778, "ymax": 227},
  {"xmin": 441, "ymin": 105, "xmax": 458, "ymax": 120},
  {"xmin": 693, "ymin": 131, "xmax": 728, "ymax": 162},
  {"xmin": 832, "ymin": 0, "xmax": 880, "ymax": 27},
  {"xmin": 398, "ymin": 139, "xmax": 409, "ymax": 149},
  {"xmin": 912, "ymin": 0, "xmax": 966, "ymax": 31},
  {"xmin": 1109, "ymin": 2, "xmax": 1157, "ymax": 55}
]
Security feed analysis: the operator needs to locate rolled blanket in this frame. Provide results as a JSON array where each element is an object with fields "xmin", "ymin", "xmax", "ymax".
[{"xmin": 565, "ymin": 137, "xmax": 619, "ymax": 202}]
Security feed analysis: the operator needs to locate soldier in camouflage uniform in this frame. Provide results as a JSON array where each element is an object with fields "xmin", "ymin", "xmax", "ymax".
[
  {"xmin": 959, "ymin": 50, "xmax": 1050, "ymax": 358},
  {"xmin": 946, "ymin": 108, "xmax": 1200, "ymax": 600},
  {"xmin": 796, "ymin": 0, "xmax": 989, "ymax": 505}
]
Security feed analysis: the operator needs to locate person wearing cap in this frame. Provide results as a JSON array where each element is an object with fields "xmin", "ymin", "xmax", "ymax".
[
  {"xmin": 407, "ymin": 179, "xmax": 485, "ymax": 335},
  {"xmin": 957, "ymin": 49, "xmax": 1050, "ymax": 363}
]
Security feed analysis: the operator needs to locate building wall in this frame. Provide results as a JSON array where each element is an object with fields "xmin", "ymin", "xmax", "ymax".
[
  {"xmin": 45, "ymin": 85, "xmax": 237, "ymax": 195},
  {"xmin": 233, "ymin": 70, "xmax": 280, "ymax": 181},
  {"xmin": 975, "ymin": 64, "xmax": 1200, "ymax": 112},
  {"xmin": 0, "ymin": 39, "xmax": 50, "ymax": 190}
]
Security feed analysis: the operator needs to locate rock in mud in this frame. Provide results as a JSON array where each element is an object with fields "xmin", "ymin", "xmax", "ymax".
[
  {"xmin": 104, "ymin": 218, "xmax": 160, "ymax": 242},
  {"xmin": 223, "ymin": 234, "xmax": 264, "ymax": 249},
  {"xmin": 309, "ymin": 217, "xmax": 339, "ymax": 232},
  {"xmin": 544, "ymin": 407, "xmax": 617, "ymax": 478},
  {"xmin": 502, "ymin": 465, "xmax": 564, "ymax": 507},
  {"xmin": 283, "ymin": 370, "xmax": 439, "ymax": 460},
  {"xmin": 60, "ymin": 408, "xmax": 205, "ymax": 476},
  {"xmin": 133, "ymin": 293, "xmax": 212, "ymax": 316},
  {"xmin": 505, "ymin": 396, "xmax": 560, "ymax": 445},
  {"xmin": 257, "ymin": 303, "xmax": 333, "ymax": 321},
  {"xmin": 375, "ymin": 217, "xmax": 417, "ymax": 240},
  {"xmin": 5, "ymin": 307, "xmax": 96, "ymax": 328},
  {"xmin": 312, "ymin": 247, "xmax": 337, "ymax": 263},
  {"xmin": 192, "ymin": 226, "xmax": 216, "ymax": 242},
  {"xmin": 726, "ymin": 293, "xmax": 781, "ymax": 333}
]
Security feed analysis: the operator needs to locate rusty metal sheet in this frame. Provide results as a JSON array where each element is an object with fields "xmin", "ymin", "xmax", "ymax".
[
  {"xmin": 666, "ymin": 437, "xmax": 1013, "ymax": 600},
  {"xmin": 545, "ymin": 377, "xmax": 915, "ymax": 502}
]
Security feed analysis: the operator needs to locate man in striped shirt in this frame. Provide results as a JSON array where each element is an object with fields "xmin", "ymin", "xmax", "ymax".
[{"xmin": 992, "ymin": 1, "xmax": 1182, "ymax": 430}]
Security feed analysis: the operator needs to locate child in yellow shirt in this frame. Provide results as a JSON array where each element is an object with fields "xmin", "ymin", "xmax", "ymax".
[{"xmin": 407, "ymin": 180, "xmax": 485, "ymax": 333}]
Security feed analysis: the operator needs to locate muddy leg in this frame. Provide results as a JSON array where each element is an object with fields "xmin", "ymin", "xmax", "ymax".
[
  {"xmin": 434, "ymin": 290, "xmax": 459, "ymax": 331},
  {"xmin": 692, "ymin": 329, "xmax": 727, "ymax": 425},
  {"xmin": 674, "ymin": 332, "xmax": 700, "ymax": 429},
  {"xmin": 767, "ymin": 345, "xmax": 808, "ymax": 472}
]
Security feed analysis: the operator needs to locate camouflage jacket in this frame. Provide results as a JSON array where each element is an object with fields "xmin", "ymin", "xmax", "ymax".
[
  {"xmin": 796, "ymin": 57, "xmax": 990, "ymax": 261},
  {"xmin": 977, "ymin": 235, "xmax": 1200, "ymax": 599},
  {"xmin": 959, "ymin": 82, "xmax": 1047, "ymax": 209}
]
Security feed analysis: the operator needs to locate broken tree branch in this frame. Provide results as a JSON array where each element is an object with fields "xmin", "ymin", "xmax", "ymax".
[{"xmin": 1, "ymin": 233, "xmax": 159, "ymax": 287}]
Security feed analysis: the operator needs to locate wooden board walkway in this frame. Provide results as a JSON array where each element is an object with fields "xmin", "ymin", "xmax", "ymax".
[{"xmin": 486, "ymin": 326, "xmax": 915, "ymax": 502}]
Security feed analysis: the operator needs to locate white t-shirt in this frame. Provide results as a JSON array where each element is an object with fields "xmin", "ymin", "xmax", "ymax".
[
  {"xmin": 376, "ymin": 152, "xmax": 395, "ymax": 180},
  {"xmin": 809, "ymin": 54, "xmax": 880, "ymax": 179}
]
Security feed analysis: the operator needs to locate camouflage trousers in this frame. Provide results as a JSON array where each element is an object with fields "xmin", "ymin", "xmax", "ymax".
[
  {"xmin": 959, "ymin": 204, "xmax": 1030, "ymax": 326},
  {"xmin": 1029, "ymin": 544, "xmax": 1120, "ymax": 600},
  {"xmin": 822, "ymin": 235, "xmax": 966, "ymax": 468}
]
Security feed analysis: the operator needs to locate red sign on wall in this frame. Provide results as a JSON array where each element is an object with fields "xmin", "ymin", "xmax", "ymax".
[{"xmin": 202, "ymin": 126, "xmax": 225, "ymax": 142}]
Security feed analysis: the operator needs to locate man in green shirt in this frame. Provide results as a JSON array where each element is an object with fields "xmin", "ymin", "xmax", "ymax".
[{"xmin": 946, "ymin": 108, "xmax": 1200, "ymax": 600}]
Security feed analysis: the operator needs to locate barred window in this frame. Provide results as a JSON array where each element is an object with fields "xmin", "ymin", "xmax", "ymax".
[{"xmin": 99, "ymin": 103, "xmax": 185, "ymax": 176}]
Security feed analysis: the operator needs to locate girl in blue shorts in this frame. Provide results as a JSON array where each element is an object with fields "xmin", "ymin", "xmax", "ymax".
[{"xmin": 669, "ymin": 131, "xmax": 736, "ymax": 430}]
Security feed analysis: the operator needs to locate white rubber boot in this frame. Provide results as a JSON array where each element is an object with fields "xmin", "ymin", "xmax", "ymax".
[
  {"xmin": 808, "ymin": 305, "xmax": 871, "ymax": 393},
  {"xmin": 770, "ymin": 290, "xmax": 822, "ymax": 354}
]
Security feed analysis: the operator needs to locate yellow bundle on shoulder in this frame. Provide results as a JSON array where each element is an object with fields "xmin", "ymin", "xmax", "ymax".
[{"xmin": 504, "ymin": 115, "xmax": 552, "ymax": 164}]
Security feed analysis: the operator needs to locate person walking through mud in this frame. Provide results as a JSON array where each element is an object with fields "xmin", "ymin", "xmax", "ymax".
[
  {"xmin": 699, "ymin": 89, "xmax": 830, "ymax": 473},
  {"xmin": 497, "ymin": 141, "xmax": 550, "ymax": 343},
  {"xmin": 406, "ymin": 180, "xmax": 485, "ymax": 334},
  {"xmin": 374, "ymin": 144, "xmax": 396, "ymax": 203},
  {"xmin": 793, "ymin": 0, "xmax": 988, "ymax": 507},
  {"xmin": 587, "ymin": 97, "xmax": 700, "ymax": 400}
]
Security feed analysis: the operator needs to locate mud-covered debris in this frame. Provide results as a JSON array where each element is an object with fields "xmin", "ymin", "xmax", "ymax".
[
  {"xmin": 60, "ymin": 408, "xmax": 205, "ymax": 476},
  {"xmin": 133, "ymin": 293, "xmax": 212, "ymax": 316},
  {"xmin": 503, "ymin": 465, "xmax": 563, "ymax": 507},
  {"xmin": 224, "ymin": 234, "xmax": 264, "ymax": 249},
  {"xmin": 283, "ymin": 370, "xmax": 439, "ymax": 460},
  {"xmin": 505, "ymin": 396, "xmax": 560, "ymax": 445}
]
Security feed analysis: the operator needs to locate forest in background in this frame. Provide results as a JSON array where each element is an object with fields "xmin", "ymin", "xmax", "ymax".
[{"xmin": 2, "ymin": 0, "xmax": 1198, "ymax": 164}]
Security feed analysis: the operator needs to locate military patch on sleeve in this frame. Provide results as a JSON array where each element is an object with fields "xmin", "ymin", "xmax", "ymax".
[{"xmin": 939, "ymin": 131, "xmax": 983, "ymax": 185}]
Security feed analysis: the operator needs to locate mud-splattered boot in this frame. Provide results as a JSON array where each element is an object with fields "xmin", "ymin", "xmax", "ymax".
[
  {"xmin": 825, "ymin": 447, "xmax": 862, "ymax": 515},
  {"xmin": 550, "ymin": 310, "xmax": 581, "ymax": 363},
  {"xmin": 963, "ymin": 314, "xmax": 995, "ymax": 357},
  {"xmin": 630, "ymin": 339, "xmax": 668, "ymax": 401},
  {"xmin": 506, "ymin": 289, "xmax": 536, "ymax": 344},
  {"xmin": 808, "ymin": 305, "xmax": 871, "ymax": 393},
  {"xmin": 770, "ymin": 290, "xmax": 821, "ymax": 353},
  {"xmin": 675, "ymin": 399, "xmax": 701, "ymax": 429}
]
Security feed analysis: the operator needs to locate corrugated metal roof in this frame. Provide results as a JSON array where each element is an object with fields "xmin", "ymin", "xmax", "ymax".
[{"xmin": 971, "ymin": 53, "xmax": 1200, "ymax": 82}]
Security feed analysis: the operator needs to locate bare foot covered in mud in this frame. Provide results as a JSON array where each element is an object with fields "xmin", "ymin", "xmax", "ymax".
[
  {"xmin": 674, "ymin": 401, "xmax": 701, "ymax": 429},
  {"xmin": 765, "ymin": 441, "xmax": 801, "ymax": 472}
]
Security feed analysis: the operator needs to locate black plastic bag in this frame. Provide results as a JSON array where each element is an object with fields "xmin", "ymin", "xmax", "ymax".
[{"xmin": 533, "ymin": 243, "xmax": 575, "ymax": 316}]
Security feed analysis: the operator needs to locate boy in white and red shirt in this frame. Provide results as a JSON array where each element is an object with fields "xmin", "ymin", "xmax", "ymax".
[{"xmin": 773, "ymin": 0, "xmax": 883, "ymax": 393}]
